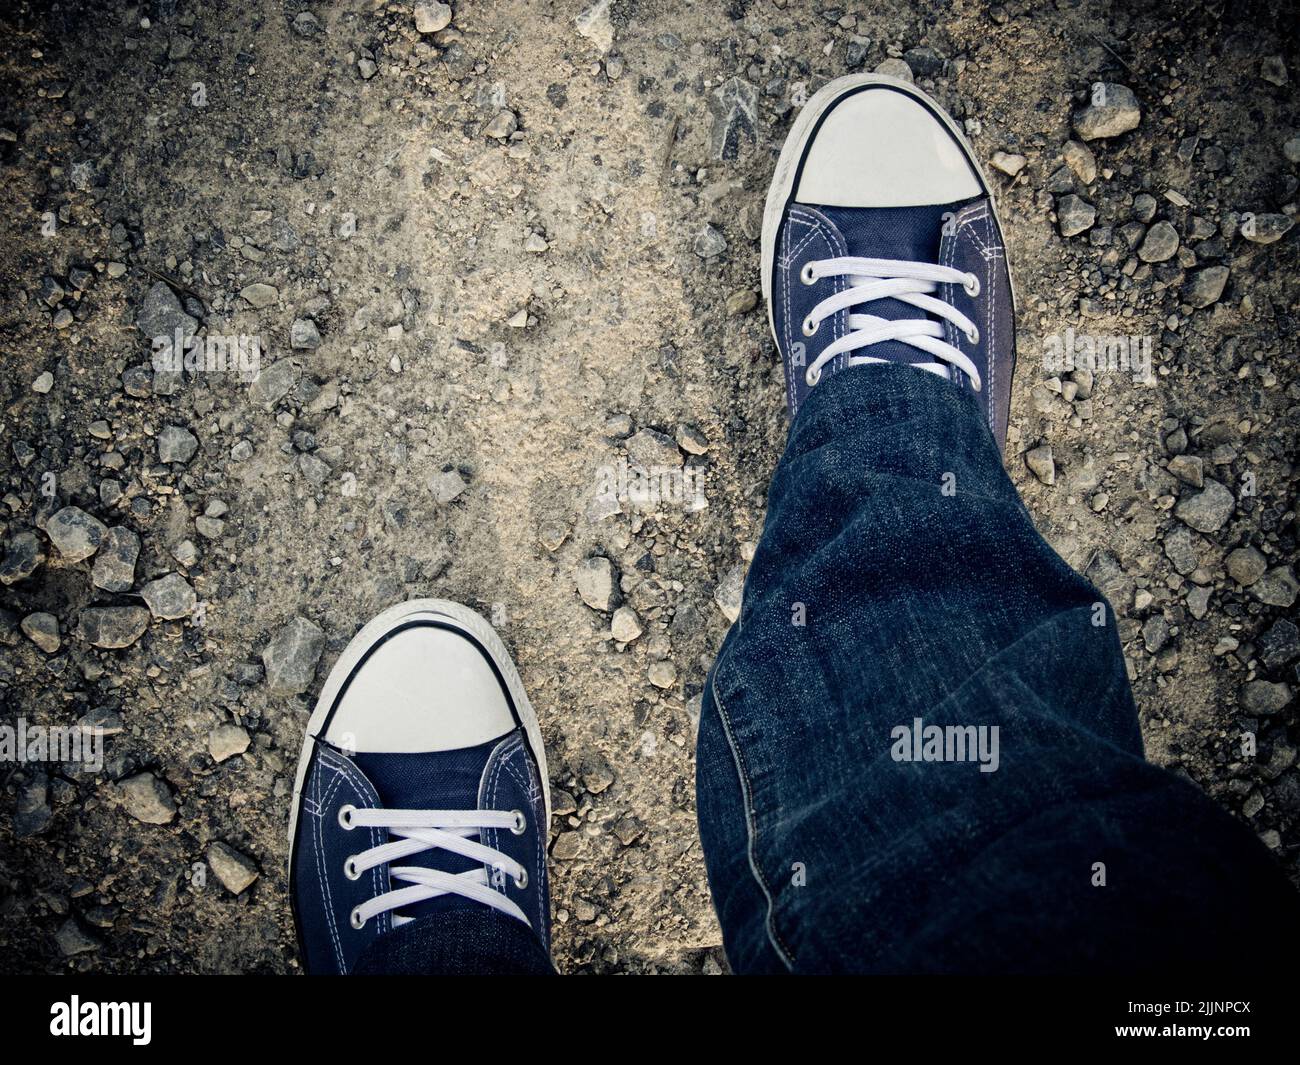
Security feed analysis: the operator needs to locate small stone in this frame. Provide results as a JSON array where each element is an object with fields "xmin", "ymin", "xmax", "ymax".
[
  {"xmin": 648, "ymin": 660, "xmax": 677, "ymax": 689},
  {"xmin": 676, "ymin": 424, "xmax": 710, "ymax": 455},
  {"xmin": 239, "ymin": 282, "xmax": 279, "ymax": 309},
  {"xmin": 47, "ymin": 506, "xmax": 108, "ymax": 563},
  {"xmin": 576, "ymin": 556, "xmax": 617, "ymax": 612},
  {"xmin": 173, "ymin": 540, "xmax": 199, "ymax": 567},
  {"xmin": 1138, "ymin": 220, "xmax": 1180, "ymax": 262},
  {"xmin": 1056, "ymin": 194, "xmax": 1095, "ymax": 237},
  {"xmin": 136, "ymin": 281, "xmax": 197, "ymax": 343},
  {"xmin": 1225, "ymin": 547, "xmax": 1267, "ymax": 586},
  {"xmin": 990, "ymin": 151, "xmax": 1027, "ymax": 177},
  {"xmin": 262, "ymin": 616, "xmax": 326, "ymax": 695},
  {"xmin": 207, "ymin": 841, "xmax": 260, "ymax": 895},
  {"xmin": 1025, "ymin": 445, "xmax": 1056, "ymax": 485},
  {"xmin": 1061, "ymin": 140, "xmax": 1097, "ymax": 184},
  {"xmin": 54, "ymin": 918, "xmax": 101, "ymax": 957},
  {"xmin": 430, "ymin": 468, "xmax": 468, "ymax": 503},
  {"xmin": 693, "ymin": 225, "xmax": 727, "ymax": 258},
  {"xmin": 0, "ymin": 531, "xmax": 46, "ymax": 584},
  {"xmin": 91, "ymin": 527, "xmax": 140, "ymax": 592},
  {"xmin": 626, "ymin": 427, "xmax": 681, "ymax": 468},
  {"xmin": 248, "ymin": 359, "xmax": 301, "ymax": 407},
  {"xmin": 140, "ymin": 572, "xmax": 197, "ymax": 620},
  {"xmin": 78, "ymin": 606, "xmax": 150, "ymax": 648},
  {"xmin": 611, "ymin": 606, "xmax": 642, "ymax": 643},
  {"xmin": 1167, "ymin": 454, "xmax": 1203, "ymax": 487},
  {"xmin": 1251, "ymin": 566, "xmax": 1298, "ymax": 608},
  {"xmin": 726, "ymin": 289, "xmax": 758, "ymax": 315},
  {"xmin": 1141, "ymin": 615, "xmax": 1170, "ymax": 654},
  {"xmin": 484, "ymin": 110, "xmax": 518, "ymax": 139},
  {"xmin": 1283, "ymin": 135, "xmax": 1300, "ymax": 164},
  {"xmin": 195, "ymin": 515, "xmax": 225, "ymax": 539},
  {"xmin": 1240, "ymin": 212, "xmax": 1294, "ymax": 245},
  {"xmin": 1258, "ymin": 620, "xmax": 1300, "ymax": 671},
  {"xmin": 32, "ymin": 370, "xmax": 54, "ymax": 393},
  {"xmin": 21, "ymin": 612, "xmax": 60, "ymax": 653},
  {"xmin": 290, "ymin": 318, "xmax": 322, "ymax": 349},
  {"xmin": 524, "ymin": 233, "xmax": 549, "ymax": 253},
  {"xmin": 157, "ymin": 425, "xmax": 199, "ymax": 463},
  {"xmin": 414, "ymin": 1, "xmax": 453, "ymax": 34},
  {"xmin": 1072, "ymin": 83, "xmax": 1141, "ymax": 140},
  {"xmin": 1185, "ymin": 585, "xmax": 1211, "ymax": 620},
  {"xmin": 120, "ymin": 772, "xmax": 177, "ymax": 824},
  {"xmin": 714, "ymin": 563, "xmax": 745, "ymax": 623},
  {"xmin": 1174, "ymin": 479, "xmax": 1234, "ymax": 533},
  {"xmin": 1184, "ymin": 266, "xmax": 1229, "ymax": 309},
  {"xmin": 15, "ymin": 776, "xmax": 52, "ymax": 836},
  {"xmin": 1240, "ymin": 680, "xmax": 1291, "ymax": 716},
  {"xmin": 207, "ymin": 724, "xmax": 251, "ymax": 763},
  {"xmin": 1163, "ymin": 526, "xmax": 1199, "ymax": 576},
  {"xmin": 357, "ymin": 58, "xmax": 377, "ymax": 80},
  {"xmin": 574, "ymin": 0, "xmax": 614, "ymax": 53},
  {"xmin": 1260, "ymin": 55, "xmax": 1288, "ymax": 87},
  {"xmin": 873, "ymin": 57, "xmax": 913, "ymax": 83}
]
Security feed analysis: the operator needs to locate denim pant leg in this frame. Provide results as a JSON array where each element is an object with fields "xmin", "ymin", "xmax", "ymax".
[{"xmin": 696, "ymin": 363, "xmax": 1298, "ymax": 974}]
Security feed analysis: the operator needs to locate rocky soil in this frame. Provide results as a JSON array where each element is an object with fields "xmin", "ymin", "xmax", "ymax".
[{"xmin": 0, "ymin": 0, "xmax": 1296, "ymax": 973}]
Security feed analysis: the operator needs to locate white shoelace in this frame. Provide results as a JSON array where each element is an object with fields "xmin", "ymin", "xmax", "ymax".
[
  {"xmin": 338, "ymin": 804, "xmax": 531, "ymax": 930},
  {"xmin": 798, "ymin": 256, "xmax": 983, "ymax": 391}
]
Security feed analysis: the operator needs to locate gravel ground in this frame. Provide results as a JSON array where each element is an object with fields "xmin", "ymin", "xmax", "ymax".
[{"xmin": 0, "ymin": 0, "xmax": 1296, "ymax": 974}]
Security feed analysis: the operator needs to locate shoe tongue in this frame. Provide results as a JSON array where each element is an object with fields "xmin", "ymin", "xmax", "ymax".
[
  {"xmin": 352, "ymin": 733, "xmax": 511, "ymax": 923},
  {"xmin": 813, "ymin": 202, "xmax": 953, "ymax": 368}
]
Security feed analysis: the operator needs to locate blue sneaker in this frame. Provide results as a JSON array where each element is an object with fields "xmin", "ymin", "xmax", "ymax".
[
  {"xmin": 288, "ymin": 599, "xmax": 552, "ymax": 975},
  {"xmin": 761, "ymin": 74, "xmax": 1017, "ymax": 449}
]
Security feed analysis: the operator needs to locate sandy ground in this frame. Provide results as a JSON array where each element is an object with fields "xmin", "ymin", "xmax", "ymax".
[{"xmin": 0, "ymin": 0, "xmax": 1297, "ymax": 973}]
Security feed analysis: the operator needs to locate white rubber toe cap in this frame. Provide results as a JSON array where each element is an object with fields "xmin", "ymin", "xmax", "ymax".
[
  {"xmin": 795, "ymin": 86, "xmax": 983, "ymax": 208},
  {"xmin": 322, "ymin": 621, "xmax": 515, "ymax": 754}
]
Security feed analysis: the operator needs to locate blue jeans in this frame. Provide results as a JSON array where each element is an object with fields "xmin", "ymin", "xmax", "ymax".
[{"xmin": 374, "ymin": 364, "xmax": 1297, "ymax": 975}]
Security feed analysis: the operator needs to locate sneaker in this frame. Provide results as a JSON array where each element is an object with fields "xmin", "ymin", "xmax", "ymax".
[
  {"xmin": 288, "ymin": 599, "xmax": 552, "ymax": 975},
  {"xmin": 760, "ymin": 73, "xmax": 1017, "ymax": 449}
]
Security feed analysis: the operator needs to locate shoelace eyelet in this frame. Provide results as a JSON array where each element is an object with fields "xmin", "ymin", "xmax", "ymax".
[
  {"xmin": 350, "ymin": 907, "xmax": 366, "ymax": 930},
  {"xmin": 800, "ymin": 262, "xmax": 817, "ymax": 285},
  {"xmin": 514, "ymin": 869, "xmax": 529, "ymax": 889},
  {"xmin": 801, "ymin": 316, "xmax": 819, "ymax": 337},
  {"xmin": 965, "ymin": 326, "xmax": 980, "ymax": 345},
  {"xmin": 963, "ymin": 274, "xmax": 980, "ymax": 297},
  {"xmin": 344, "ymin": 856, "xmax": 362, "ymax": 881},
  {"xmin": 510, "ymin": 810, "xmax": 527, "ymax": 836},
  {"xmin": 338, "ymin": 804, "xmax": 356, "ymax": 830},
  {"xmin": 805, "ymin": 367, "xmax": 821, "ymax": 387}
]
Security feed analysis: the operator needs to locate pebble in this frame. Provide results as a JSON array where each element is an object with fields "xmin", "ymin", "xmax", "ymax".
[
  {"xmin": 239, "ymin": 282, "xmax": 279, "ymax": 309},
  {"xmin": 648, "ymin": 660, "xmax": 677, "ymax": 688},
  {"xmin": 54, "ymin": 918, "xmax": 101, "ymax": 956},
  {"xmin": 32, "ymin": 371, "xmax": 54, "ymax": 393},
  {"xmin": 693, "ymin": 225, "xmax": 727, "ymax": 258},
  {"xmin": 158, "ymin": 425, "xmax": 199, "ymax": 463},
  {"xmin": 1184, "ymin": 266, "xmax": 1229, "ymax": 308},
  {"xmin": 1137, "ymin": 220, "xmax": 1179, "ymax": 262},
  {"xmin": 1167, "ymin": 454, "xmax": 1203, "ymax": 487},
  {"xmin": 873, "ymin": 57, "xmax": 913, "ymax": 83},
  {"xmin": 1025, "ymin": 445, "xmax": 1056, "ymax": 484},
  {"xmin": 414, "ymin": 1, "xmax": 453, "ymax": 34},
  {"xmin": 78, "ymin": 606, "xmax": 150, "ymax": 648},
  {"xmin": 676, "ymin": 424, "xmax": 710, "ymax": 455},
  {"xmin": 1240, "ymin": 212, "xmax": 1294, "ymax": 245},
  {"xmin": 726, "ymin": 288, "xmax": 758, "ymax": 315},
  {"xmin": 1251, "ymin": 566, "xmax": 1298, "ymax": 608},
  {"xmin": 137, "ymin": 281, "xmax": 197, "ymax": 341},
  {"xmin": 262, "ymin": 616, "xmax": 326, "ymax": 694},
  {"xmin": 990, "ymin": 151, "xmax": 1026, "ymax": 177},
  {"xmin": 576, "ymin": 556, "xmax": 617, "ymax": 612},
  {"xmin": 120, "ymin": 772, "xmax": 177, "ymax": 824},
  {"xmin": 140, "ymin": 572, "xmax": 197, "ymax": 620},
  {"xmin": 1225, "ymin": 546, "xmax": 1267, "ymax": 586},
  {"xmin": 611, "ymin": 606, "xmax": 643, "ymax": 643},
  {"xmin": 46, "ymin": 506, "xmax": 107, "ymax": 563},
  {"xmin": 1173, "ymin": 479, "xmax": 1234, "ymax": 533},
  {"xmin": 1056, "ymin": 194, "xmax": 1095, "ymax": 237},
  {"xmin": 248, "ymin": 359, "xmax": 300, "ymax": 407},
  {"xmin": 430, "ymin": 468, "xmax": 468, "ymax": 504},
  {"xmin": 91, "ymin": 527, "xmax": 140, "ymax": 592},
  {"xmin": 714, "ymin": 563, "xmax": 745, "ymax": 623},
  {"xmin": 290, "ymin": 318, "xmax": 322, "ymax": 349},
  {"xmin": 484, "ymin": 110, "xmax": 518, "ymax": 139},
  {"xmin": 1061, "ymin": 140, "xmax": 1096, "ymax": 184},
  {"xmin": 1239, "ymin": 680, "xmax": 1291, "ymax": 716},
  {"xmin": 0, "ymin": 531, "xmax": 46, "ymax": 584},
  {"xmin": 207, "ymin": 841, "xmax": 260, "ymax": 894},
  {"xmin": 1258, "ymin": 620, "xmax": 1300, "ymax": 671},
  {"xmin": 21, "ymin": 611, "xmax": 60, "ymax": 653},
  {"xmin": 1072, "ymin": 83, "xmax": 1141, "ymax": 140},
  {"xmin": 208, "ymin": 724, "xmax": 251, "ymax": 763}
]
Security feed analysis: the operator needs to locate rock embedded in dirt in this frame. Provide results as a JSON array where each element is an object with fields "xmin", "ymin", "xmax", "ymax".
[
  {"xmin": 91, "ymin": 527, "xmax": 140, "ymax": 591},
  {"xmin": 290, "ymin": 317, "xmax": 322, "ymax": 349},
  {"xmin": 990, "ymin": 151, "xmax": 1026, "ymax": 177},
  {"xmin": 21, "ymin": 612, "xmax": 60, "ymax": 653},
  {"xmin": 136, "ymin": 281, "xmax": 197, "ymax": 342},
  {"xmin": 1225, "ymin": 546, "xmax": 1267, "ymax": 586},
  {"xmin": 1174, "ymin": 479, "xmax": 1234, "ymax": 533},
  {"xmin": 1184, "ymin": 266, "xmax": 1229, "ymax": 308},
  {"xmin": 1240, "ymin": 212, "xmax": 1294, "ymax": 245},
  {"xmin": 1072, "ymin": 83, "xmax": 1141, "ymax": 140},
  {"xmin": 239, "ymin": 282, "xmax": 278, "ymax": 309},
  {"xmin": 262, "ymin": 616, "xmax": 326, "ymax": 695},
  {"xmin": 1061, "ymin": 140, "xmax": 1096, "ymax": 184},
  {"xmin": 0, "ymin": 531, "xmax": 46, "ymax": 584},
  {"xmin": 208, "ymin": 724, "xmax": 251, "ymax": 763},
  {"xmin": 576, "ymin": 556, "xmax": 618, "ymax": 612},
  {"xmin": 54, "ymin": 918, "xmax": 101, "ymax": 957},
  {"xmin": 157, "ymin": 425, "xmax": 199, "ymax": 463},
  {"xmin": 611, "ymin": 606, "xmax": 643, "ymax": 643},
  {"xmin": 414, "ymin": 1, "xmax": 453, "ymax": 34},
  {"xmin": 46, "ymin": 506, "xmax": 107, "ymax": 563},
  {"xmin": 120, "ymin": 772, "xmax": 177, "ymax": 824},
  {"xmin": 1025, "ymin": 445, "xmax": 1056, "ymax": 485},
  {"xmin": 78, "ymin": 606, "xmax": 150, "ymax": 648},
  {"xmin": 207, "ymin": 842, "xmax": 260, "ymax": 894},
  {"xmin": 1138, "ymin": 220, "xmax": 1180, "ymax": 262},
  {"xmin": 1056, "ymin": 194, "xmax": 1095, "ymax": 237},
  {"xmin": 714, "ymin": 563, "xmax": 745, "ymax": 623},
  {"xmin": 430, "ymin": 468, "xmax": 468, "ymax": 503},
  {"xmin": 140, "ymin": 572, "xmax": 197, "ymax": 620},
  {"xmin": 1240, "ymin": 680, "xmax": 1292, "ymax": 715},
  {"xmin": 1251, "ymin": 566, "xmax": 1298, "ymax": 608},
  {"xmin": 248, "ymin": 359, "xmax": 300, "ymax": 407}
]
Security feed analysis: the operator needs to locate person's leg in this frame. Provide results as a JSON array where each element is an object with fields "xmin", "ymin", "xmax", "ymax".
[
  {"xmin": 289, "ymin": 600, "xmax": 554, "ymax": 975},
  {"xmin": 696, "ymin": 75, "xmax": 1299, "ymax": 974}
]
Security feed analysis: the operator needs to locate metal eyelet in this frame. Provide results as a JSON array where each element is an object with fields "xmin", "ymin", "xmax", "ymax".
[
  {"xmin": 344, "ymin": 857, "xmax": 361, "ymax": 881},
  {"xmin": 338, "ymin": 804, "xmax": 356, "ymax": 830},
  {"xmin": 510, "ymin": 810, "xmax": 527, "ymax": 836},
  {"xmin": 963, "ymin": 274, "xmax": 980, "ymax": 297},
  {"xmin": 966, "ymin": 326, "xmax": 980, "ymax": 345},
  {"xmin": 801, "ymin": 316, "xmax": 819, "ymax": 337},
  {"xmin": 800, "ymin": 262, "xmax": 817, "ymax": 285},
  {"xmin": 350, "ymin": 907, "xmax": 366, "ymax": 930},
  {"xmin": 805, "ymin": 367, "xmax": 821, "ymax": 387},
  {"xmin": 514, "ymin": 869, "xmax": 529, "ymax": 889}
]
